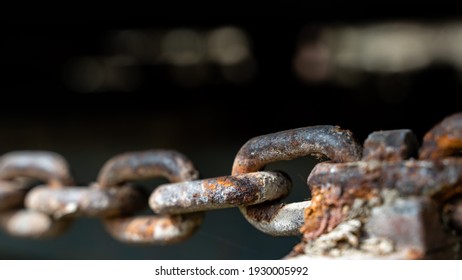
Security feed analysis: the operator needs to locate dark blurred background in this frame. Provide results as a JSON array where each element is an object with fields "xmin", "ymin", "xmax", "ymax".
[{"xmin": 0, "ymin": 10, "xmax": 461, "ymax": 259}]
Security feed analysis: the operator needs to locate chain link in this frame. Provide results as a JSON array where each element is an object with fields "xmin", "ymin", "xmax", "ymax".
[
  {"xmin": 99, "ymin": 150, "xmax": 204, "ymax": 244},
  {"xmin": 231, "ymin": 125, "xmax": 362, "ymax": 236},
  {"xmin": 0, "ymin": 113, "xmax": 461, "ymax": 258},
  {"xmin": 0, "ymin": 151, "xmax": 73, "ymax": 238}
]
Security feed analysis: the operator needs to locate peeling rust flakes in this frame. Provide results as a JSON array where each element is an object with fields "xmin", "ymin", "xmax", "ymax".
[{"xmin": 301, "ymin": 184, "xmax": 378, "ymax": 240}]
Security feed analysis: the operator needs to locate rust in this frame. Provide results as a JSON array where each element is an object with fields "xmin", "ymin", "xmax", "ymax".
[
  {"xmin": 103, "ymin": 212, "xmax": 204, "ymax": 244},
  {"xmin": 302, "ymin": 178, "xmax": 379, "ymax": 240},
  {"xmin": 302, "ymin": 158, "xmax": 462, "ymax": 240},
  {"xmin": 294, "ymin": 117, "xmax": 462, "ymax": 259},
  {"xmin": 244, "ymin": 200, "xmax": 285, "ymax": 223},
  {"xmin": 362, "ymin": 129, "xmax": 418, "ymax": 161},
  {"xmin": 99, "ymin": 149, "xmax": 204, "ymax": 244},
  {"xmin": 230, "ymin": 125, "xmax": 361, "ymax": 236},
  {"xmin": 149, "ymin": 171, "xmax": 291, "ymax": 214},
  {"xmin": 97, "ymin": 150, "xmax": 199, "ymax": 188},
  {"xmin": 0, "ymin": 151, "xmax": 74, "ymax": 238},
  {"xmin": 232, "ymin": 125, "xmax": 362, "ymax": 175},
  {"xmin": 307, "ymin": 159, "xmax": 462, "ymax": 198},
  {"xmin": 0, "ymin": 209, "xmax": 71, "ymax": 238},
  {"xmin": 0, "ymin": 151, "xmax": 73, "ymax": 187},
  {"xmin": 420, "ymin": 112, "xmax": 462, "ymax": 160},
  {"xmin": 25, "ymin": 184, "xmax": 147, "ymax": 218}
]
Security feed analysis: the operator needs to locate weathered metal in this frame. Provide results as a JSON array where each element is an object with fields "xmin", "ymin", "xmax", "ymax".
[
  {"xmin": 150, "ymin": 171, "xmax": 292, "ymax": 214},
  {"xmin": 0, "ymin": 113, "xmax": 460, "ymax": 258},
  {"xmin": 25, "ymin": 183, "xmax": 147, "ymax": 218},
  {"xmin": 232, "ymin": 125, "xmax": 362, "ymax": 175},
  {"xmin": 232, "ymin": 125, "xmax": 362, "ymax": 236},
  {"xmin": 362, "ymin": 129, "xmax": 418, "ymax": 161},
  {"xmin": 292, "ymin": 121, "xmax": 462, "ymax": 259},
  {"xmin": 0, "ymin": 151, "xmax": 73, "ymax": 238},
  {"xmin": 97, "ymin": 150, "xmax": 199, "ymax": 187},
  {"xmin": 99, "ymin": 150, "xmax": 204, "ymax": 244},
  {"xmin": 103, "ymin": 213, "xmax": 204, "ymax": 244},
  {"xmin": 420, "ymin": 113, "xmax": 462, "ymax": 160},
  {"xmin": 0, "ymin": 151, "xmax": 73, "ymax": 187}
]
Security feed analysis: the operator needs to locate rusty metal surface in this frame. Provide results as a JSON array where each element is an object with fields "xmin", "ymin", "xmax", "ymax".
[
  {"xmin": 0, "ymin": 151, "xmax": 74, "ymax": 238},
  {"xmin": 99, "ymin": 150, "xmax": 203, "ymax": 244},
  {"xmin": 231, "ymin": 125, "xmax": 362, "ymax": 236},
  {"xmin": 103, "ymin": 213, "xmax": 204, "ymax": 244},
  {"xmin": 232, "ymin": 125, "xmax": 362, "ymax": 174},
  {"xmin": 420, "ymin": 112, "xmax": 462, "ymax": 160},
  {"xmin": 0, "ymin": 113, "xmax": 461, "ymax": 258},
  {"xmin": 25, "ymin": 184, "xmax": 147, "ymax": 218},
  {"xmin": 150, "ymin": 171, "xmax": 291, "ymax": 214},
  {"xmin": 362, "ymin": 129, "xmax": 418, "ymax": 161},
  {"xmin": 291, "ymin": 114, "xmax": 462, "ymax": 259},
  {"xmin": 307, "ymin": 158, "xmax": 462, "ymax": 200},
  {"xmin": 0, "ymin": 151, "xmax": 73, "ymax": 187},
  {"xmin": 97, "ymin": 150, "xmax": 199, "ymax": 187},
  {"xmin": 303, "ymin": 159, "xmax": 462, "ymax": 241}
]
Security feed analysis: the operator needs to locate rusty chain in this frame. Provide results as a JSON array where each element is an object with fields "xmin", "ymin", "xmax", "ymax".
[{"xmin": 0, "ymin": 113, "xmax": 461, "ymax": 259}]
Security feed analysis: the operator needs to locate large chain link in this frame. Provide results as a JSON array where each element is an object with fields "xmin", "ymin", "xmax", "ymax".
[{"xmin": 0, "ymin": 112, "xmax": 461, "ymax": 253}]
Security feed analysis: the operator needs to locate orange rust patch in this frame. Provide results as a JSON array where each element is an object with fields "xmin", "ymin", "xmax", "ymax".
[
  {"xmin": 216, "ymin": 177, "xmax": 236, "ymax": 188},
  {"xmin": 204, "ymin": 177, "xmax": 239, "ymax": 190},
  {"xmin": 301, "ymin": 189, "xmax": 330, "ymax": 239},
  {"xmin": 301, "ymin": 184, "xmax": 378, "ymax": 240},
  {"xmin": 203, "ymin": 180, "xmax": 216, "ymax": 191},
  {"xmin": 436, "ymin": 136, "xmax": 462, "ymax": 157},
  {"xmin": 345, "ymin": 185, "xmax": 379, "ymax": 201},
  {"xmin": 232, "ymin": 165, "xmax": 251, "ymax": 175}
]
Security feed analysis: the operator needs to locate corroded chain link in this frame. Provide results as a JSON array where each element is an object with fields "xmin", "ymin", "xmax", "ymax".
[
  {"xmin": 0, "ymin": 113, "xmax": 461, "ymax": 259},
  {"xmin": 100, "ymin": 150, "xmax": 204, "ymax": 244},
  {"xmin": 0, "ymin": 151, "xmax": 73, "ymax": 238}
]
